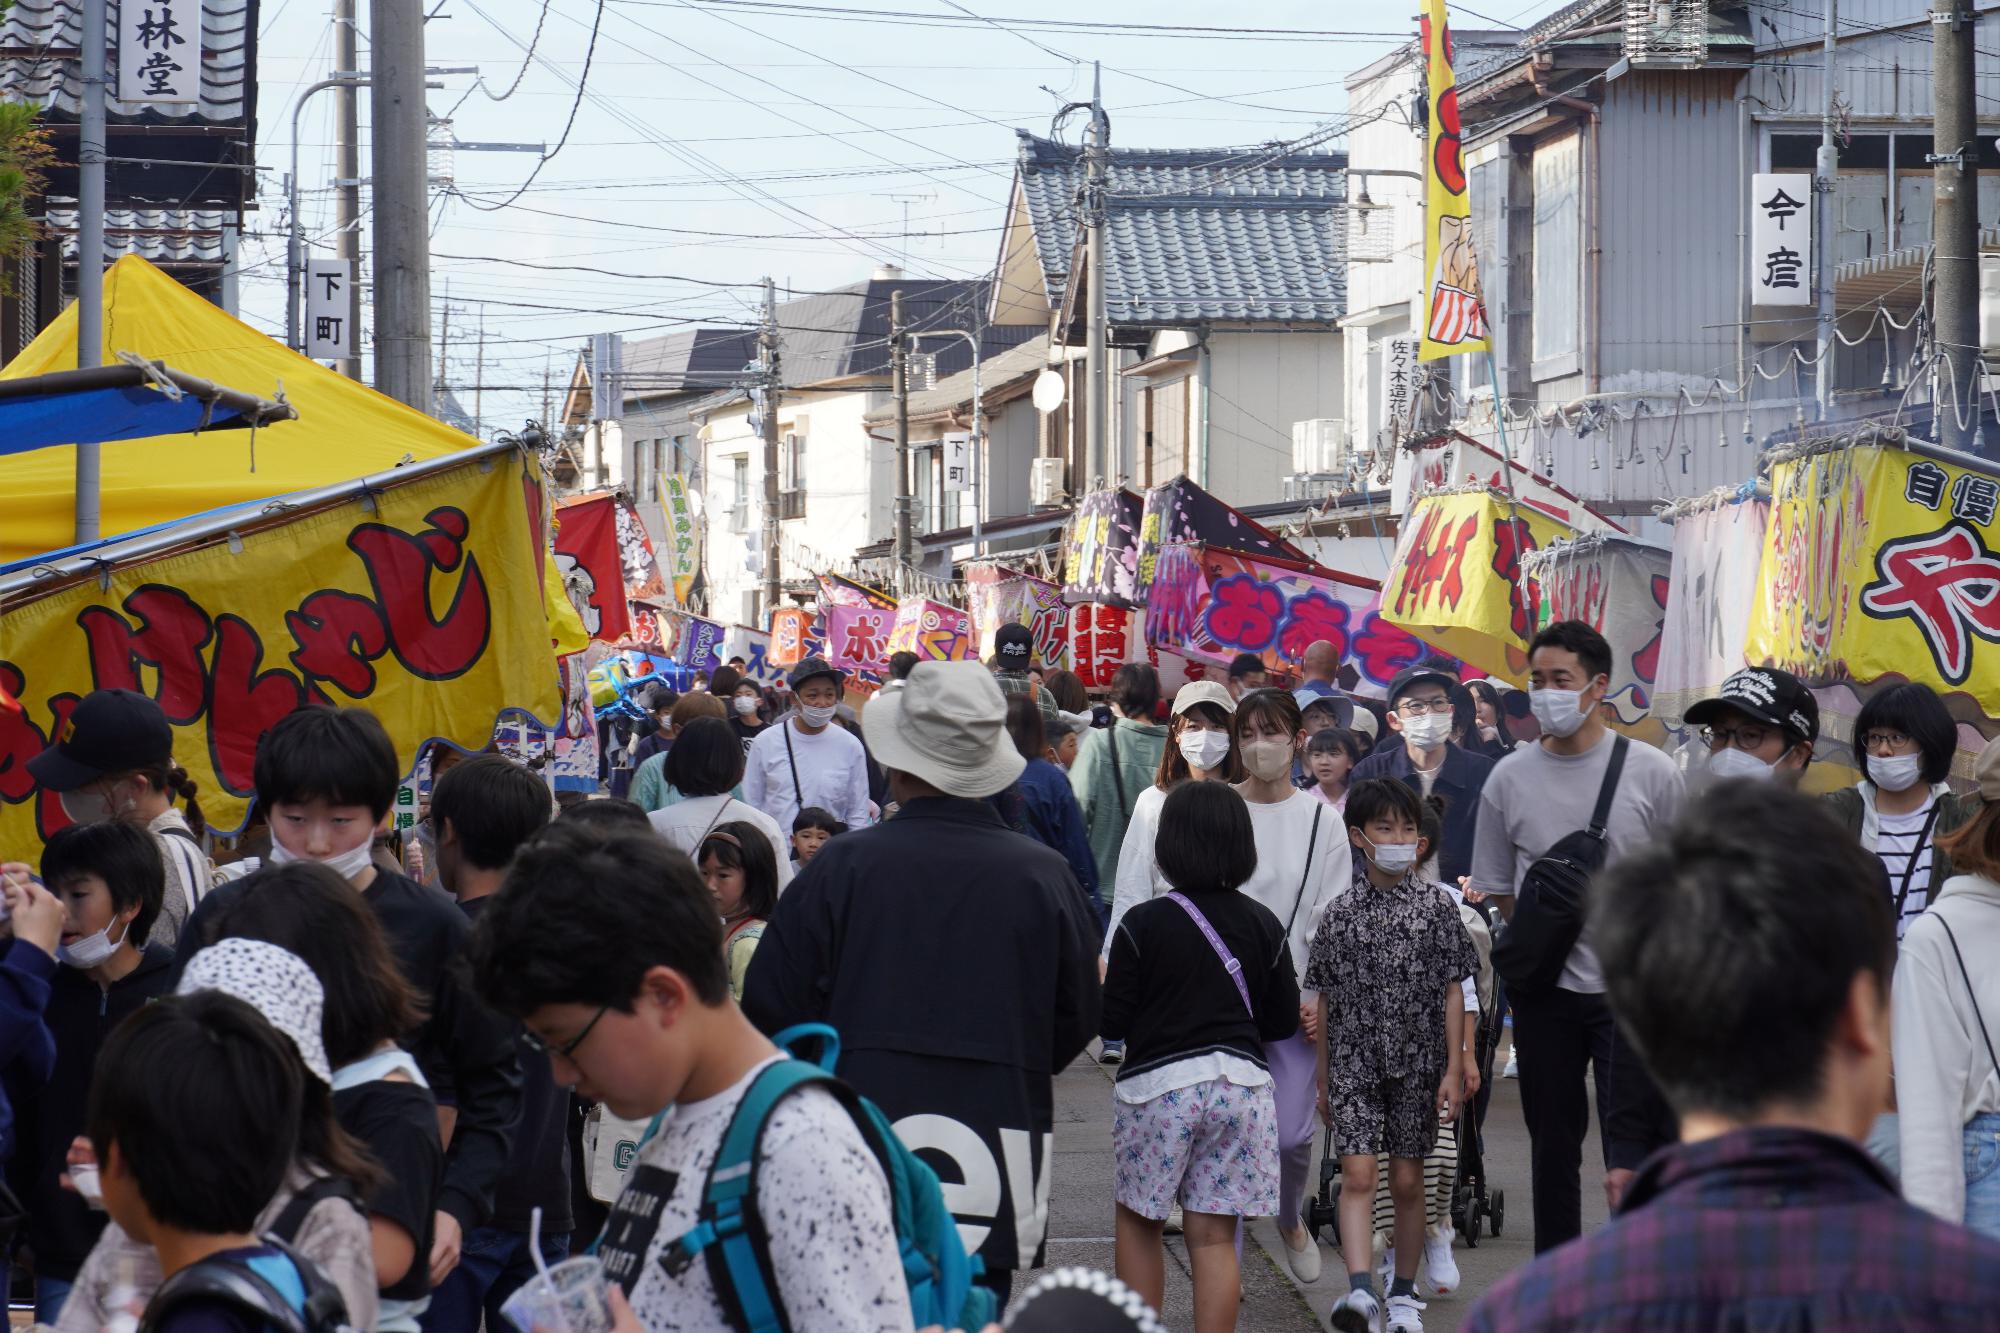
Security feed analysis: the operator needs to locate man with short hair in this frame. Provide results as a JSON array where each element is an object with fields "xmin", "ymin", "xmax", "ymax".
[
  {"xmin": 743, "ymin": 658, "xmax": 872, "ymax": 833},
  {"xmin": 1351, "ymin": 665, "xmax": 1495, "ymax": 884},
  {"xmin": 1466, "ymin": 620, "xmax": 1685, "ymax": 1253},
  {"xmin": 1684, "ymin": 666, "xmax": 1818, "ymax": 787},
  {"xmin": 1226, "ymin": 652, "xmax": 1268, "ymax": 699},
  {"xmin": 992, "ymin": 623, "xmax": 1060, "ymax": 726},
  {"xmin": 1464, "ymin": 783, "xmax": 2000, "ymax": 1330},
  {"xmin": 745, "ymin": 662, "xmax": 1101, "ymax": 1303},
  {"xmin": 887, "ymin": 651, "xmax": 920, "ymax": 684}
]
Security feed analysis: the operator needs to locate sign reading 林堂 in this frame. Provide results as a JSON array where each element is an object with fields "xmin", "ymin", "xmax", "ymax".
[{"xmin": 117, "ymin": 0, "xmax": 199, "ymax": 104}]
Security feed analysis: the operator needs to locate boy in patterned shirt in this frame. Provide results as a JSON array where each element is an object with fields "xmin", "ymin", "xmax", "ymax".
[{"xmin": 1308, "ymin": 780, "xmax": 1477, "ymax": 1333}]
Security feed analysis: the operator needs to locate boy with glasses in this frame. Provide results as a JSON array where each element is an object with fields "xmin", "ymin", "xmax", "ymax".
[{"xmin": 1349, "ymin": 666, "xmax": 1495, "ymax": 885}]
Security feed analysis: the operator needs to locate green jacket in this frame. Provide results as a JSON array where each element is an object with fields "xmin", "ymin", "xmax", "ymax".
[
  {"xmin": 1822, "ymin": 783, "xmax": 1980, "ymax": 911},
  {"xmin": 1070, "ymin": 716, "xmax": 1168, "ymax": 905}
]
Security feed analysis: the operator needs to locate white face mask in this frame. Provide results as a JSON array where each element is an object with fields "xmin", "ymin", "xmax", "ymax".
[
  {"xmin": 734, "ymin": 696, "xmax": 760, "ymax": 718},
  {"xmin": 1177, "ymin": 729, "xmax": 1231, "ymax": 773},
  {"xmin": 1530, "ymin": 687, "xmax": 1592, "ymax": 738},
  {"xmin": 1239, "ymin": 737, "xmax": 1294, "ymax": 783},
  {"xmin": 1361, "ymin": 835, "xmax": 1420, "ymax": 877},
  {"xmin": 1401, "ymin": 712, "xmax": 1453, "ymax": 751},
  {"xmin": 1868, "ymin": 752, "xmax": 1925, "ymax": 793},
  {"xmin": 1707, "ymin": 745, "xmax": 1781, "ymax": 783},
  {"xmin": 58, "ymin": 788, "xmax": 113, "ymax": 826},
  {"xmin": 59, "ymin": 916, "xmax": 132, "ymax": 969},
  {"xmin": 798, "ymin": 703, "xmax": 838, "ymax": 730},
  {"xmin": 269, "ymin": 839, "xmax": 378, "ymax": 884}
]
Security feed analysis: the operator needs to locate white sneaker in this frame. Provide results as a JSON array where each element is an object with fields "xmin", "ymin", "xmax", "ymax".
[
  {"xmin": 1377, "ymin": 1244, "xmax": 1394, "ymax": 1294},
  {"xmin": 1386, "ymin": 1292, "xmax": 1427, "ymax": 1332},
  {"xmin": 1280, "ymin": 1224, "xmax": 1322, "ymax": 1283},
  {"xmin": 1502, "ymin": 1047, "xmax": 1519, "ymax": 1079},
  {"xmin": 1423, "ymin": 1227, "xmax": 1459, "ymax": 1295},
  {"xmin": 1330, "ymin": 1288, "xmax": 1383, "ymax": 1333}
]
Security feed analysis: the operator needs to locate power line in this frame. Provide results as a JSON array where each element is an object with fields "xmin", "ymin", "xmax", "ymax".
[{"xmin": 455, "ymin": 0, "xmax": 609, "ymax": 211}]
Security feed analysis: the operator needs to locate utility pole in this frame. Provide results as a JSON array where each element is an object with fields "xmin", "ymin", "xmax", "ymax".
[
  {"xmin": 436, "ymin": 300, "xmax": 450, "ymax": 397},
  {"xmin": 334, "ymin": 0, "xmax": 362, "ymax": 380},
  {"xmin": 370, "ymin": 0, "xmax": 432, "ymax": 412},
  {"xmin": 1083, "ymin": 62, "xmax": 1109, "ymax": 490},
  {"xmin": 1934, "ymin": 0, "xmax": 1981, "ymax": 452},
  {"xmin": 74, "ymin": 0, "xmax": 106, "ymax": 543},
  {"xmin": 891, "ymin": 289, "xmax": 914, "ymax": 586},
  {"xmin": 473, "ymin": 309, "xmax": 485, "ymax": 439},
  {"xmin": 1814, "ymin": 0, "xmax": 1837, "ymax": 422},
  {"xmin": 759, "ymin": 276, "xmax": 782, "ymax": 626}
]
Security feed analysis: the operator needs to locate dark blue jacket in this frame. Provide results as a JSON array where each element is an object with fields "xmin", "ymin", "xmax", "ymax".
[
  {"xmin": 1015, "ymin": 759, "xmax": 1100, "ymax": 908},
  {"xmin": 0, "ymin": 938, "xmax": 56, "ymax": 1166},
  {"xmin": 1349, "ymin": 740, "xmax": 1494, "ymax": 885}
]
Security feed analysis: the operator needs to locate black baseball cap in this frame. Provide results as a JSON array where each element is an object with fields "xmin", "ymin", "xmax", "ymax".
[
  {"xmin": 995, "ymin": 622, "xmax": 1033, "ymax": 667},
  {"xmin": 1685, "ymin": 666, "xmax": 1820, "ymax": 744},
  {"xmin": 1386, "ymin": 665, "xmax": 1458, "ymax": 708},
  {"xmin": 788, "ymin": 656, "xmax": 844, "ymax": 692},
  {"xmin": 27, "ymin": 688, "xmax": 174, "ymax": 792}
]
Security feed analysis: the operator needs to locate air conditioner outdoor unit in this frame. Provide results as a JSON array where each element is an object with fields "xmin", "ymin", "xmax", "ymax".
[
  {"xmin": 1030, "ymin": 456, "xmax": 1068, "ymax": 507},
  {"xmin": 1283, "ymin": 473, "xmax": 1340, "ymax": 504},
  {"xmin": 1291, "ymin": 418, "xmax": 1348, "ymax": 476}
]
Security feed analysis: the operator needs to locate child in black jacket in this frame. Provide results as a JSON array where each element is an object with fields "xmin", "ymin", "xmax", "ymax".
[{"xmin": 1102, "ymin": 780, "xmax": 1299, "ymax": 1333}]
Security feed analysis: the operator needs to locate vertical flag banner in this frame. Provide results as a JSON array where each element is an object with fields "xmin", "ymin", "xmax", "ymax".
[
  {"xmin": 661, "ymin": 475, "xmax": 701, "ymax": 605},
  {"xmin": 553, "ymin": 494, "xmax": 634, "ymax": 645},
  {"xmin": 1419, "ymin": 0, "xmax": 1489, "ymax": 361}
]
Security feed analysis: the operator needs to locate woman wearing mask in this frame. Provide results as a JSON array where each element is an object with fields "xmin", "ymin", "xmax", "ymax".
[
  {"xmin": 729, "ymin": 680, "xmax": 771, "ymax": 752},
  {"xmin": 1101, "ymin": 682, "xmax": 1240, "ymax": 994},
  {"xmin": 1823, "ymin": 682, "xmax": 1974, "ymax": 939},
  {"xmin": 1073, "ymin": 664, "xmax": 1169, "ymax": 930},
  {"xmin": 1231, "ymin": 687, "xmax": 1354, "ymax": 1281}
]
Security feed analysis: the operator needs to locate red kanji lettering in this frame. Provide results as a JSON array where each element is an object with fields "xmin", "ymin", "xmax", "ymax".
[
  {"xmin": 0, "ymin": 662, "xmax": 47, "ymax": 805},
  {"xmin": 1490, "ymin": 518, "xmax": 1542, "ymax": 639},
  {"xmin": 841, "ymin": 612, "xmax": 888, "ymax": 667},
  {"xmin": 207, "ymin": 617, "xmax": 308, "ymax": 795},
  {"xmin": 76, "ymin": 585, "xmax": 213, "ymax": 724},
  {"xmin": 286, "ymin": 591, "xmax": 391, "ymax": 699},
  {"xmin": 348, "ymin": 506, "xmax": 491, "ymax": 680},
  {"xmin": 1859, "ymin": 522, "xmax": 2000, "ymax": 685},
  {"xmin": 1394, "ymin": 511, "xmax": 1478, "ymax": 617}
]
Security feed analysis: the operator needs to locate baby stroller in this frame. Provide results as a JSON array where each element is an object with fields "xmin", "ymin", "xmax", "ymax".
[{"xmin": 1450, "ymin": 977, "xmax": 1506, "ymax": 1246}]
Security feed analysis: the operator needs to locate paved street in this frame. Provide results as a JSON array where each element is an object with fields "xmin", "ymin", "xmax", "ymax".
[{"xmin": 1030, "ymin": 1030, "xmax": 1613, "ymax": 1331}]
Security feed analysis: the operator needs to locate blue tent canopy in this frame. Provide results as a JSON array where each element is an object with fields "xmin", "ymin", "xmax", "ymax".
[{"xmin": 0, "ymin": 361, "xmax": 295, "ymax": 457}]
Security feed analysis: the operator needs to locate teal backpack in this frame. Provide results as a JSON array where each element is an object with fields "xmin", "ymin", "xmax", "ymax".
[{"xmin": 661, "ymin": 1023, "xmax": 996, "ymax": 1333}]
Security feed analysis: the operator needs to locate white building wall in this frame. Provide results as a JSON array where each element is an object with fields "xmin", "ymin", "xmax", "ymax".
[{"xmin": 1203, "ymin": 330, "xmax": 1344, "ymax": 507}]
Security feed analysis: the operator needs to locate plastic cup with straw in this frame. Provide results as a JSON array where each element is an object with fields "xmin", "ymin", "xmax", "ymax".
[{"xmin": 499, "ymin": 1206, "xmax": 616, "ymax": 1333}]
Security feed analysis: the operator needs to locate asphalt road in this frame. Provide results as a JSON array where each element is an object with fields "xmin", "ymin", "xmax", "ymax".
[{"xmin": 1026, "ymin": 1029, "xmax": 1613, "ymax": 1332}]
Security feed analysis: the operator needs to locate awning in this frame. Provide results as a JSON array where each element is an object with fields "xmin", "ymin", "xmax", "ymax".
[
  {"xmin": 0, "ymin": 359, "xmax": 296, "ymax": 457},
  {"xmin": 1836, "ymin": 226, "xmax": 2000, "ymax": 311}
]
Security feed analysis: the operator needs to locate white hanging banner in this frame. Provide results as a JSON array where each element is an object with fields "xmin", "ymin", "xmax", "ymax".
[
  {"xmin": 304, "ymin": 259, "xmax": 353, "ymax": 361},
  {"xmin": 1379, "ymin": 335, "xmax": 1419, "ymax": 440},
  {"xmin": 116, "ymin": 0, "xmax": 199, "ymax": 104},
  {"xmin": 941, "ymin": 431, "xmax": 972, "ymax": 493},
  {"xmin": 1750, "ymin": 172, "xmax": 1812, "ymax": 308}
]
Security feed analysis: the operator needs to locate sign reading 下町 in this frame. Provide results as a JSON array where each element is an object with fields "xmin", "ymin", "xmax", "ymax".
[{"xmin": 304, "ymin": 260, "xmax": 353, "ymax": 361}]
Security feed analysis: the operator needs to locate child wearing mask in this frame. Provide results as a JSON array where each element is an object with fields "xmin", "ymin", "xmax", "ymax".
[
  {"xmin": 730, "ymin": 681, "xmax": 772, "ymax": 752},
  {"xmin": 1312, "ymin": 779, "xmax": 1477, "ymax": 1333},
  {"xmin": 790, "ymin": 807, "xmax": 847, "ymax": 868},
  {"xmin": 699, "ymin": 824, "xmax": 781, "ymax": 1002}
]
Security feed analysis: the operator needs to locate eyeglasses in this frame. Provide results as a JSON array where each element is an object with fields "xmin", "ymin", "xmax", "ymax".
[
  {"xmin": 522, "ymin": 1003, "xmax": 610, "ymax": 1062},
  {"xmin": 1861, "ymin": 730, "xmax": 1912, "ymax": 753},
  {"xmin": 1395, "ymin": 696, "xmax": 1454, "ymax": 717},
  {"xmin": 1700, "ymin": 723, "xmax": 1773, "ymax": 753}
]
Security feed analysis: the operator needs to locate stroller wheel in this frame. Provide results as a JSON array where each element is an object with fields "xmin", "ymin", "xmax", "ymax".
[
  {"xmin": 1465, "ymin": 1197, "xmax": 1483, "ymax": 1249},
  {"xmin": 1490, "ymin": 1188, "xmax": 1505, "ymax": 1237}
]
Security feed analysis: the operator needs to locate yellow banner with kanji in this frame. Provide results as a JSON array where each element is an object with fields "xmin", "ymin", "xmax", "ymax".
[
  {"xmin": 1419, "ymin": 0, "xmax": 1489, "ymax": 361},
  {"xmin": 1746, "ymin": 443, "xmax": 2000, "ymax": 713},
  {"xmin": 1379, "ymin": 491, "xmax": 1573, "ymax": 680},
  {"xmin": 0, "ymin": 453, "xmax": 563, "ymax": 858}
]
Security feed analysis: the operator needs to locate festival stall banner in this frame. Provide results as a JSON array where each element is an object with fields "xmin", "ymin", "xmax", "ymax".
[
  {"xmin": 968, "ymin": 564, "xmax": 1070, "ymax": 669},
  {"xmin": 719, "ymin": 625, "xmax": 773, "ymax": 682},
  {"xmin": 885, "ymin": 598, "xmax": 974, "ymax": 662},
  {"xmin": 1145, "ymin": 544, "xmax": 1428, "ymax": 696},
  {"xmin": 1747, "ymin": 443, "xmax": 2000, "ymax": 715},
  {"xmin": 0, "ymin": 454, "xmax": 562, "ymax": 856},
  {"xmin": 547, "ymin": 654, "xmax": 602, "ymax": 794},
  {"xmin": 817, "ymin": 571, "xmax": 896, "ymax": 611},
  {"xmin": 661, "ymin": 475, "xmax": 701, "ymax": 605},
  {"xmin": 1523, "ymin": 536, "xmax": 1673, "ymax": 724},
  {"xmin": 1062, "ymin": 488, "xmax": 1145, "ymax": 609},
  {"xmin": 1137, "ymin": 477, "xmax": 1304, "ymax": 590},
  {"xmin": 1071, "ymin": 603, "xmax": 1132, "ymax": 690},
  {"xmin": 678, "ymin": 615, "xmax": 725, "ymax": 674},
  {"xmin": 769, "ymin": 607, "xmax": 810, "ymax": 670},
  {"xmin": 554, "ymin": 494, "xmax": 634, "ymax": 645},
  {"xmin": 1652, "ymin": 497, "xmax": 1770, "ymax": 727},
  {"xmin": 614, "ymin": 498, "xmax": 668, "ymax": 651},
  {"xmin": 825, "ymin": 603, "xmax": 893, "ymax": 674},
  {"xmin": 1379, "ymin": 490, "xmax": 1574, "ymax": 681}
]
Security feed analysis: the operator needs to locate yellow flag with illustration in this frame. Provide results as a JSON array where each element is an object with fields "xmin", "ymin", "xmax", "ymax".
[
  {"xmin": 1419, "ymin": 0, "xmax": 1490, "ymax": 361},
  {"xmin": 0, "ymin": 451, "xmax": 563, "ymax": 859}
]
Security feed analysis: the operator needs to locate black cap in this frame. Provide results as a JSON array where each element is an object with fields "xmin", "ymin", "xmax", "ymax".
[
  {"xmin": 995, "ymin": 622, "xmax": 1033, "ymax": 667},
  {"xmin": 27, "ymin": 688, "xmax": 174, "ymax": 792},
  {"xmin": 1684, "ymin": 667, "xmax": 1820, "ymax": 744},
  {"xmin": 1386, "ymin": 665, "xmax": 1458, "ymax": 708},
  {"xmin": 788, "ymin": 656, "xmax": 843, "ymax": 692},
  {"xmin": 1227, "ymin": 651, "xmax": 1266, "ymax": 681}
]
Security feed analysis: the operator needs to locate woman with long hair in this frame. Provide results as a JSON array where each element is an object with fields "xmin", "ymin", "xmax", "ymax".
[
  {"xmin": 1463, "ymin": 680, "xmax": 1515, "ymax": 759},
  {"xmin": 1230, "ymin": 687, "xmax": 1354, "ymax": 1282}
]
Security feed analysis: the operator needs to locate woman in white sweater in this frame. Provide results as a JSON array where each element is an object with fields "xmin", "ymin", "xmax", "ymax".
[
  {"xmin": 1896, "ymin": 788, "xmax": 2000, "ymax": 1238},
  {"xmin": 1231, "ymin": 686, "xmax": 1354, "ymax": 1281}
]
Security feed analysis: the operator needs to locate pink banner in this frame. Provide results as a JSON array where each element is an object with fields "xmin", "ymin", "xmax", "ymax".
[
  {"xmin": 968, "ymin": 564, "xmax": 1071, "ymax": 669},
  {"xmin": 824, "ymin": 603, "xmax": 893, "ymax": 674},
  {"xmin": 886, "ymin": 598, "xmax": 974, "ymax": 662}
]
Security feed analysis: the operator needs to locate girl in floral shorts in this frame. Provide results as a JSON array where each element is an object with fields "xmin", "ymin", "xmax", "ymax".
[{"xmin": 1101, "ymin": 781, "xmax": 1302, "ymax": 1333}]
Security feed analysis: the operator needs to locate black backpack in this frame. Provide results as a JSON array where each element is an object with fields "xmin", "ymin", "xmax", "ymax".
[
  {"xmin": 137, "ymin": 1235, "xmax": 353, "ymax": 1333},
  {"xmin": 1491, "ymin": 736, "xmax": 1628, "ymax": 995}
]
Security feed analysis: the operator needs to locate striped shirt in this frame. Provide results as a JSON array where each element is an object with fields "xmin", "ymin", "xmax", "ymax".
[{"xmin": 1876, "ymin": 800, "xmax": 1940, "ymax": 938}]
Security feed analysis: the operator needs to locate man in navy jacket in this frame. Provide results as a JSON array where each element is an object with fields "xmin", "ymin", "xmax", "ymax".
[{"xmin": 1350, "ymin": 665, "xmax": 1494, "ymax": 884}]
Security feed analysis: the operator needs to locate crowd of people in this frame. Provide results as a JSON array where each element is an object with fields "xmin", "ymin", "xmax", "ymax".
[{"xmin": 2, "ymin": 619, "xmax": 1999, "ymax": 1333}]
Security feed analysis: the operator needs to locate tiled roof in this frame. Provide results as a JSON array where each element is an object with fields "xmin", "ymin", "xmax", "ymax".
[
  {"xmin": 1013, "ymin": 131, "xmax": 1347, "ymax": 326},
  {"xmin": 0, "ymin": 0, "xmax": 253, "ymax": 124},
  {"xmin": 46, "ymin": 204, "xmax": 229, "ymax": 264}
]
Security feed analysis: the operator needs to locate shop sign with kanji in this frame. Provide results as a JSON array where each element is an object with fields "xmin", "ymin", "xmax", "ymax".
[{"xmin": 118, "ymin": 1, "xmax": 199, "ymax": 104}]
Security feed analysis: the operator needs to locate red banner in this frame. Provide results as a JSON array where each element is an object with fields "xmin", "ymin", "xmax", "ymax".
[
  {"xmin": 1071, "ymin": 603, "xmax": 1130, "ymax": 689},
  {"xmin": 553, "ymin": 494, "xmax": 632, "ymax": 645}
]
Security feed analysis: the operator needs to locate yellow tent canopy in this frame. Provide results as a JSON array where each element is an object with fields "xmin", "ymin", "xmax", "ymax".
[{"xmin": 0, "ymin": 256, "xmax": 473, "ymax": 564}]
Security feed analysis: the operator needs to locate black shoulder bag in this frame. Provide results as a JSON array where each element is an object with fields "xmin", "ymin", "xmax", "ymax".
[{"xmin": 1492, "ymin": 736, "xmax": 1629, "ymax": 995}]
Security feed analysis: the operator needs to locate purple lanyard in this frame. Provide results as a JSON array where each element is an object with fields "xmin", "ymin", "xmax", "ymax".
[{"xmin": 1166, "ymin": 891, "xmax": 1254, "ymax": 1017}]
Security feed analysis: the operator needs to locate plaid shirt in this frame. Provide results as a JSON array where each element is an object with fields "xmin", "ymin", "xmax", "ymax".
[
  {"xmin": 1464, "ymin": 1127, "xmax": 2000, "ymax": 1332},
  {"xmin": 995, "ymin": 671, "xmax": 1061, "ymax": 726}
]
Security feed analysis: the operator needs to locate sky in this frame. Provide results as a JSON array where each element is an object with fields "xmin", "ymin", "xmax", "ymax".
[{"xmin": 244, "ymin": 0, "xmax": 1578, "ymax": 434}]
